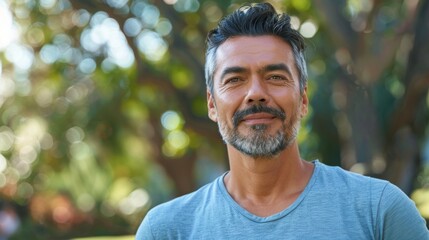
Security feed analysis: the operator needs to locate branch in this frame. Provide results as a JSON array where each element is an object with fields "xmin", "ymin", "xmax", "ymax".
[
  {"xmin": 313, "ymin": 0, "xmax": 358, "ymax": 53},
  {"xmin": 151, "ymin": 1, "xmax": 206, "ymax": 94},
  {"xmin": 140, "ymin": 65, "xmax": 220, "ymax": 141},
  {"xmin": 356, "ymin": 0, "xmax": 418, "ymax": 84},
  {"xmin": 389, "ymin": 0, "xmax": 429, "ymax": 137}
]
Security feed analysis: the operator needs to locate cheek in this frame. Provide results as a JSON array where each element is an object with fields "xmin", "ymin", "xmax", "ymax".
[
  {"xmin": 214, "ymin": 93, "xmax": 242, "ymax": 121},
  {"xmin": 275, "ymin": 94, "xmax": 302, "ymax": 118}
]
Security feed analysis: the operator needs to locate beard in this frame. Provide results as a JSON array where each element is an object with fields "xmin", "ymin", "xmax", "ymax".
[{"xmin": 217, "ymin": 104, "xmax": 300, "ymax": 159}]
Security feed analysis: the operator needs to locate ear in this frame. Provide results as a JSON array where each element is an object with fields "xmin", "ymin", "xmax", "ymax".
[
  {"xmin": 207, "ymin": 90, "xmax": 218, "ymax": 122},
  {"xmin": 300, "ymin": 86, "xmax": 309, "ymax": 118}
]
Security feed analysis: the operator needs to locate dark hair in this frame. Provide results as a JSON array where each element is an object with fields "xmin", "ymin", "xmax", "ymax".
[{"xmin": 205, "ymin": 2, "xmax": 307, "ymax": 94}]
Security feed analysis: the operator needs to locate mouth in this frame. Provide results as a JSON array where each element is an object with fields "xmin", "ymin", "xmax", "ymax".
[
  {"xmin": 232, "ymin": 105, "xmax": 286, "ymax": 127},
  {"xmin": 241, "ymin": 113, "xmax": 276, "ymax": 125}
]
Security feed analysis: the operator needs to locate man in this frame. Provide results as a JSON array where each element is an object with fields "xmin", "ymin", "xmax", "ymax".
[{"xmin": 136, "ymin": 3, "xmax": 429, "ymax": 239}]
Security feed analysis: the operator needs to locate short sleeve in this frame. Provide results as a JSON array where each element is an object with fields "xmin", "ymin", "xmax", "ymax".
[
  {"xmin": 376, "ymin": 183, "xmax": 429, "ymax": 240},
  {"xmin": 135, "ymin": 211, "xmax": 155, "ymax": 240}
]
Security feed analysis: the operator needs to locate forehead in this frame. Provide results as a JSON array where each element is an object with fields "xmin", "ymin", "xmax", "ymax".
[{"xmin": 214, "ymin": 35, "xmax": 296, "ymax": 77}]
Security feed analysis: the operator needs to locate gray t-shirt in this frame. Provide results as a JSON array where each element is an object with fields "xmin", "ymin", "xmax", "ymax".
[{"xmin": 136, "ymin": 161, "xmax": 429, "ymax": 239}]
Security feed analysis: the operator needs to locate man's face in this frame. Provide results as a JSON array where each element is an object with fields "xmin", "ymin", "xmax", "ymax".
[{"xmin": 207, "ymin": 35, "xmax": 308, "ymax": 158}]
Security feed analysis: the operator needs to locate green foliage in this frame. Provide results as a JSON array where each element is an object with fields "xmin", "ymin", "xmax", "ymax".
[{"xmin": 0, "ymin": 0, "xmax": 428, "ymax": 238}]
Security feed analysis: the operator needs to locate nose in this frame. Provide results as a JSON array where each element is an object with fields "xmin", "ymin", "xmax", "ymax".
[{"xmin": 244, "ymin": 78, "xmax": 269, "ymax": 104}]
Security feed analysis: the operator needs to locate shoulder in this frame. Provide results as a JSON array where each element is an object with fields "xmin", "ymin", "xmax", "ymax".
[
  {"xmin": 375, "ymin": 183, "xmax": 429, "ymax": 239},
  {"xmin": 314, "ymin": 161, "xmax": 414, "ymax": 206},
  {"xmin": 314, "ymin": 162, "xmax": 428, "ymax": 238},
  {"xmin": 136, "ymin": 175, "xmax": 222, "ymax": 239},
  {"xmin": 314, "ymin": 161, "xmax": 388, "ymax": 193},
  {"xmin": 313, "ymin": 161, "xmax": 389, "ymax": 218}
]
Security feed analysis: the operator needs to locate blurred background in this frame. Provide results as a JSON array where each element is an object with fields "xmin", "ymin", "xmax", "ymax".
[{"xmin": 0, "ymin": 0, "xmax": 428, "ymax": 239}]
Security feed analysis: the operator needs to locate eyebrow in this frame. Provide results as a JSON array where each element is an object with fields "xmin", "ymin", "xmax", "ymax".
[
  {"xmin": 219, "ymin": 66, "xmax": 248, "ymax": 81},
  {"xmin": 259, "ymin": 63, "xmax": 293, "ymax": 78},
  {"xmin": 219, "ymin": 63, "xmax": 293, "ymax": 81}
]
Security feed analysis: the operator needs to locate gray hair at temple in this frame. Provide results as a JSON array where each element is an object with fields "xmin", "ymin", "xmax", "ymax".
[{"xmin": 205, "ymin": 2, "xmax": 307, "ymax": 95}]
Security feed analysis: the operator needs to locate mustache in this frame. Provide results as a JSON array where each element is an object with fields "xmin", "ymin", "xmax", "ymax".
[{"xmin": 232, "ymin": 105, "xmax": 286, "ymax": 127}]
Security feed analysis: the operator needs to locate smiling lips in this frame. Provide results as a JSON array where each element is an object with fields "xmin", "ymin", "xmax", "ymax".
[
  {"xmin": 232, "ymin": 105, "xmax": 286, "ymax": 127},
  {"xmin": 241, "ymin": 113, "xmax": 276, "ymax": 125}
]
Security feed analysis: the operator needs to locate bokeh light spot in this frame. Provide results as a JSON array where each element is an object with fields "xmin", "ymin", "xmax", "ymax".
[
  {"xmin": 136, "ymin": 30, "xmax": 167, "ymax": 62},
  {"xmin": 203, "ymin": 3, "xmax": 222, "ymax": 23},
  {"xmin": 66, "ymin": 126, "xmax": 85, "ymax": 143},
  {"xmin": 164, "ymin": 0, "xmax": 178, "ymax": 5},
  {"xmin": 0, "ymin": 1, "xmax": 18, "ymax": 50},
  {"xmin": 26, "ymin": 27, "xmax": 45, "ymax": 47},
  {"xmin": 155, "ymin": 18, "xmax": 172, "ymax": 36},
  {"xmin": 106, "ymin": 0, "xmax": 128, "ymax": 9},
  {"xmin": 40, "ymin": 133, "xmax": 53, "ymax": 150},
  {"xmin": 78, "ymin": 58, "xmax": 96, "ymax": 74},
  {"xmin": 77, "ymin": 193, "xmax": 95, "ymax": 212},
  {"xmin": 19, "ymin": 145, "xmax": 38, "ymax": 163},
  {"xmin": 5, "ymin": 44, "xmax": 34, "ymax": 71},
  {"xmin": 290, "ymin": 16, "xmax": 301, "ymax": 30},
  {"xmin": 0, "ymin": 128, "xmax": 14, "ymax": 152},
  {"xmin": 300, "ymin": 20, "xmax": 318, "ymax": 38},
  {"xmin": 161, "ymin": 111, "xmax": 181, "ymax": 130},
  {"xmin": 0, "ymin": 154, "xmax": 7, "ymax": 173},
  {"xmin": 40, "ymin": 0, "xmax": 56, "ymax": 10},
  {"xmin": 167, "ymin": 130, "xmax": 189, "ymax": 150},
  {"xmin": 35, "ymin": 86, "xmax": 54, "ymax": 108},
  {"xmin": 72, "ymin": 9, "xmax": 91, "ymax": 27},
  {"xmin": 141, "ymin": 5, "xmax": 160, "ymax": 27},
  {"xmin": 40, "ymin": 44, "xmax": 60, "ymax": 64},
  {"xmin": 124, "ymin": 18, "xmax": 142, "ymax": 37},
  {"xmin": 174, "ymin": 0, "xmax": 200, "ymax": 12}
]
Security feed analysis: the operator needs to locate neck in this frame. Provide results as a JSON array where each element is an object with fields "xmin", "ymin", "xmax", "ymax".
[{"xmin": 224, "ymin": 143, "xmax": 314, "ymax": 217}]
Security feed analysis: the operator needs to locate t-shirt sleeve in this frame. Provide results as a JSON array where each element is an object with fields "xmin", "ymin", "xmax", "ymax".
[
  {"xmin": 376, "ymin": 182, "xmax": 429, "ymax": 240},
  {"xmin": 135, "ymin": 211, "xmax": 155, "ymax": 240}
]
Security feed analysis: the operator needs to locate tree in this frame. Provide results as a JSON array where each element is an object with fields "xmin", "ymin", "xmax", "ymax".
[{"xmin": 0, "ymin": 0, "xmax": 427, "ymax": 238}]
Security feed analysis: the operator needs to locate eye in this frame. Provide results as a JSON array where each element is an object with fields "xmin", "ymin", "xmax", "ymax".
[
  {"xmin": 224, "ymin": 77, "xmax": 242, "ymax": 84},
  {"xmin": 268, "ymin": 75, "xmax": 286, "ymax": 81}
]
